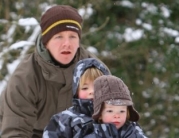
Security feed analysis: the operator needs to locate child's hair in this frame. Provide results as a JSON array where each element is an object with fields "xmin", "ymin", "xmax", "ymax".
[
  {"xmin": 97, "ymin": 103, "xmax": 130, "ymax": 123},
  {"xmin": 72, "ymin": 58, "xmax": 110, "ymax": 98},
  {"xmin": 78, "ymin": 67, "xmax": 103, "ymax": 89}
]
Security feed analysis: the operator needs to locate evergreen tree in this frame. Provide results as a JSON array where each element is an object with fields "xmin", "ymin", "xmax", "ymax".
[{"xmin": 0, "ymin": 0, "xmax": 178, "ymax": 137}]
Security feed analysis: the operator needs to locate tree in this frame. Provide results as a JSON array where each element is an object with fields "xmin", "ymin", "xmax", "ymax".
[{"xmin": 0, "ymin": 0, "xmax": 179, "ymax": 137}]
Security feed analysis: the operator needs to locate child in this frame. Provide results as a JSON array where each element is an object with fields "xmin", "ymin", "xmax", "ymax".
[
  {"xmin": 82, "ymin": 75, "xmax": 147, "ymax": 138},
  {"xmin": 42, "ymin": 58, "xmax": 110, "ymax": 138}
]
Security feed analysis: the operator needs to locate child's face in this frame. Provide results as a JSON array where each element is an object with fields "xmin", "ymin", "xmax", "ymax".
[
  {"xmin": 101, "ymin": 103, "xmax": 127, "ymax": 129},
  {"xmin": 78, "ymin": 80, "xmax": 94, "ymax": 100}
]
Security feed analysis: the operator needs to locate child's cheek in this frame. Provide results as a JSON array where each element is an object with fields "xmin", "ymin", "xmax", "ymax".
[
  {"xmin": 78, "ymin": 91, "xmax": 88, "ymax": 99},
  {"xmin": 102, "ymin": 115, "xmax": 111, "ymax": 123}
]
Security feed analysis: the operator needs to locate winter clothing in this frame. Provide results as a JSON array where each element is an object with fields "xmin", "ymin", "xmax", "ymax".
[
  {"xmin": 93, "ymin": 75, "xmax": 139, "ymax": 122},
  {"xmin": 118, "ymin": 121, "xmax": 147, "ymax": 138},
  {"xmin": 72, "ymin": 58, "xmax": 110, "ymax": 97},
  {"xmin": 42, "ymin": 58, "xmax": 110, "ymax": 138},
  {"xmin": 0, "ymin": 34, "xmax": 105, "ymax": 138},
  {"xmin": 81, "ymin": 121, "xmax": 147, "ymax": 138},
  {"xmin": 41, "ymin": 5, "xmax": 82, "ymax": 44},
  {"xmin": 79, "ymin": 75, "xmax": 147, "ymax": 138}
]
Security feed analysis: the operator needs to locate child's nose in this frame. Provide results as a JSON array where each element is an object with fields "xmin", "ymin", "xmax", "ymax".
[
  {"xmin": 114, "ymin": 113, "xmax": 120, "ymax": 118},
  {"xmin": 89, "ymin": 90, "xmax": 94, "ymax": 95}
]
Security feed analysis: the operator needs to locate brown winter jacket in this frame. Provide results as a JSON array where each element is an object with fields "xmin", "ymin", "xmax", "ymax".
[{"xmin": 0, "ymin": 35, "xmax": 105, "ymax": 138}]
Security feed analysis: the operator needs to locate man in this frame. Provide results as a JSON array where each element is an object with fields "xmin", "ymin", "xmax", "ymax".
[{"xmin": 0, "ymin": 5, "xmax": 109, "ymax": 138}]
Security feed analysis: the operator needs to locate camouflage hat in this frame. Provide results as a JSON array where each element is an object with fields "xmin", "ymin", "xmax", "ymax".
[{"xmin": 92, "ymin": 75, "xmax": 139, "ymax": 122}]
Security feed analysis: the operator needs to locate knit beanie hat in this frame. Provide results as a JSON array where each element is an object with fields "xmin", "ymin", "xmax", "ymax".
[
  {"xmin": 92, "ymin": 75, "xmax": 139, "ymax": 122},
  {"xmin": 40, "ymin": 5, "xmax": 83, "ymax": 45}
]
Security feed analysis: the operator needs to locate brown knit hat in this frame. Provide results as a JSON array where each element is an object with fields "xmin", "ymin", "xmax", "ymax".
[
  {"xmin": 92, "ymin": 75, "xmax": 140, "ymax": 122},
  {"xmin": 40, "ymin": 5, "xmax": 83, "ymax": 45}
]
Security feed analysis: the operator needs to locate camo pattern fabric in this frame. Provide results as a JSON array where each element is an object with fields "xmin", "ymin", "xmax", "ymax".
[
  {"xmin": 42, "ymin": 58, "xmax": 110, "ymax": 138},
  {"xmin": 81, "ymin": 123, "xmax": 118, "ymax": 138},
  {"xmin": 81, "ymin": 121, "xmax": 147, "ymax": 138},
  {"xmin": 119, "ymin": 121, "xmax": 148, "ymax": 138}
]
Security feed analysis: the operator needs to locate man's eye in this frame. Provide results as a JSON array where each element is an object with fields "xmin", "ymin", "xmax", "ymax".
[
  {"xmin": 55, "ymin": 36, "xmax": 62, "ymax": 38},
  {"xmin": 70, "ymin": 35, "xmax": 77, "ymax": 38}
]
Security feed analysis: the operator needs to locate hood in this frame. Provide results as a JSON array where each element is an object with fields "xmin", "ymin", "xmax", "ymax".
[
  {"xmin": 36, "ymin": 34, "xmax": 78, "ymax": 67},
  {"xmin": 36, "ymin": 34, "xmax": 52, "ymax": 63},
  {"xmin": 72, "ymin": 58, "xmax": 110, "ymax": 97}
]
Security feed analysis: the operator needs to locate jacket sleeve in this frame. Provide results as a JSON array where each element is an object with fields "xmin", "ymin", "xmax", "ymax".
[
  {"xmin": 119, "ymin": 122, "xmax": 148, "ymax": 138},
  {"xmin": 0, "ymin": 63, "xmax": 39, "ymax": 137},
  {"xmin": 43, "ymin": 111, "xmax": 73, "ymax": 138}
]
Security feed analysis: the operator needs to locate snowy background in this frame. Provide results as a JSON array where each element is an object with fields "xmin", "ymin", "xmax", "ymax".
[{"xmin": 0, "ymin": 1, "xmax": 179, "ymax": 137}]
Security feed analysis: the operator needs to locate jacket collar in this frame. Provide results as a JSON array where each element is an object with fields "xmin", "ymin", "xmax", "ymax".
[{"xmin": 72, "ymin": 99, "xmax": 94, "ymax": 116}]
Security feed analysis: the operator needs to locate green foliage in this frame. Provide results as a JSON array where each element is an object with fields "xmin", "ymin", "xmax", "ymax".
[{"xmin": 0, "ymin": 0, "xmax": 179, "ymax": 137}]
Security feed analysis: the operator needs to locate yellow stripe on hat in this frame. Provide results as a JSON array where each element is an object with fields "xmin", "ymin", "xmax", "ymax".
[{"xmin": 42, "ymin": 19, "xmax": 82, "ymax": 36}]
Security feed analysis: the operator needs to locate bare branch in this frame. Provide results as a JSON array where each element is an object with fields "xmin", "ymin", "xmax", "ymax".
[{"xmin": 82, "ymin": 16, "xmax": 110, "ymax": 37}]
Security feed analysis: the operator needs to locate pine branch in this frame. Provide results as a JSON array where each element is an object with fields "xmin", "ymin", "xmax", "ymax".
[{"xmin": 82, "ymin": 16, "xmax": 110, "ymax": 37}]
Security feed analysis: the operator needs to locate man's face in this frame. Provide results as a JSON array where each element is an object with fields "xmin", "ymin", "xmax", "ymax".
[
  {"xmin": 46, "ymin": 31, "xmax": 80, "ymax": 64},
  {"xmin": 101, "ymin": 103, "xmax": 127, "ymax": 129}
]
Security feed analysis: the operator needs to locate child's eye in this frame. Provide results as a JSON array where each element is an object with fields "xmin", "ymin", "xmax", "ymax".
[
  {"xmin": 81, "ymin": 87, "xmax": 88, "ymax": 90},
  {"xmin": 106, "ymin": 110, "xmax": 113, "ymax": 113},
  {"xmin": 120, "ymin": 110, "xmax": 126, "ymax": 113}
]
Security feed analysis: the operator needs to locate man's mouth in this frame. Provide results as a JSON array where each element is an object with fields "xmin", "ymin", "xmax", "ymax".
[{"xmin": 61, "ymin": 51, "xmax": 71, "ymax": 54}]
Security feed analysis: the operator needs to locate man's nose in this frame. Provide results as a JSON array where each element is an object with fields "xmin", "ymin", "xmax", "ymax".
[{"xmin": 62, "ymin": 38, "xmax": 70, "ymax": 47}]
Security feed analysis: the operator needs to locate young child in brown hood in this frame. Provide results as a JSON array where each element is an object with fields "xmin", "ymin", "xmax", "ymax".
[{"xmin": 82, "ymin": 75, "xmax": 147, "ymax": 138}]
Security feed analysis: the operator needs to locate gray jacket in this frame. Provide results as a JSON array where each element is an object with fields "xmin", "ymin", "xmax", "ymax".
[{"xmin": 82, "ymin": 121, "xmax": 147, "ymax": 138}]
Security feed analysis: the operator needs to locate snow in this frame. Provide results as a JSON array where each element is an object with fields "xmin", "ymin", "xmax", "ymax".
[
  {"xmin": 78, "ymin": 4, "xmax": 93, "ymax": 19},
  {"xmin": 101, "ymin": 51, "xmax": 111, "ymax": 57},
  {"xmin": 27, "ymin": 25, "xmax": 41, "ymax": 41},
  {"xmin": 162, "ymin": 27, "xmax": 179, "ymax": 37},
  {"xmin": 120, "ymin": 0, "xmax": 134, "ymax": 8},
  {"xmin": 160, "ymin": 5, "xmax": 170, "ymax": 18},
  {"xmin": 15, "ymin": 2, "xmax": 24, "ymax": 10},
  {"xmin": 142, "ymin": 2, "xmax": 158, "ymax": 14},
  {"xmin": 0, "ymin": 80, "xmax": 7, "ymax": 94},
  {"xmin": 0, "ymin": 17, "xmax": 40, "ymax": 94},
  {"xmin": 10, "ymin": 41, "xmax": 34, "ymax": 49},
  {"xmin": 0, "ymin": 19, "xmax": 8, "ymax": 24},
  {"xmin": 0, "ymin": 2, "xmax": 178, "ymax": 97},
  {"xmin": 123, "ymin": 28, "xmax": 144, "ymax": 42},
  {"xmin": 18, "ymin": 18, "xmax": 39, "ymax": 26},
  {"xmin": 175, "ymin": 37, "xmax": 179, "ymax": 43},
  {"xmin": 87, "ymin": 46, "xmax": 98, "ymax": 55},
  {"xmin": 153, "ymin": 77, "xmax": 159, "ymax": 85},
  {"xmin": 142, "ymin": 23, "xmax": 153, "ymax": 31},
  {"xmin": 6, "ymin": 24, "xmax": 17, "ymax": 43},
  {"xmin": 136, "ymin": 19, "xmax": 142, "ymax": 25},
  {"xmin": 0, "ymin": 2, "xmax": 178, "ymax": 137},
  {"xmin": 7, "ymin": 59, "xmax": 20, "ymax": 75}
]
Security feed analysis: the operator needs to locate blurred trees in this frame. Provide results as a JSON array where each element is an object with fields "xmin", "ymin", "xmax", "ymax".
[{"xmin": 0, "ymin": 0, "xmax": 179, "ymax": 137}]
